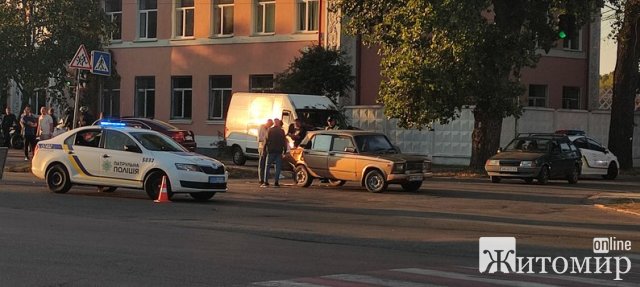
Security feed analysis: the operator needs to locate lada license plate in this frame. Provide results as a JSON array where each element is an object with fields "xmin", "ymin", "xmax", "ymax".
[
  {"xmin": 209, "ymin": 176, "xmax": 225, "ymax": 183},
  {"xmin": 500, "ymin": 166, "xmax": 518, "ymax": 172},
  {"xmin": 409, "ymin": 175, "xmax": 423, "ymax": 181}
]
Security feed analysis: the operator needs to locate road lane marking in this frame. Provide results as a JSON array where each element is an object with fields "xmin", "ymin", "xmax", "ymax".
[
  {"xmin": 253, "ymin": 280, "xmax": 326, "ymax": 287},
  {"xmin": 393, "ymin": 268, "xmax": 557, "ymax": 287},
  {"xmin": 324, "ymin": 273, "xmax": 440, "ymax": 287}
]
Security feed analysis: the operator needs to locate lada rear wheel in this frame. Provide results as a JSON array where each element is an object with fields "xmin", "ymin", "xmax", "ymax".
[
  {"xmin": 538, "ymin": 166, "xmax": 550, "ymax": 185},
  {"xmin": 46, "ymin": 164, "xmax": 71, "ymax": 194},
  {"xmin": 328, "ymin": 179, "xmax": 346, "ymax": 187},
  {"xmin": 401, "ymin": 181, "xmax": 422, "ymax": 192},
  {"xmin": 144, "ymin": 171, "xmax": 173, "ymax": 200},
  {"xmin": 364, "ymin": 170, "xmax": 388, "ymax": 193},
  {"xmin": 190, "ymin": 192, "xmax": 216, "ymax": 201},
  {"xmin": 294, "ymin": 166, "xmax": 313, "ymax": 187}
]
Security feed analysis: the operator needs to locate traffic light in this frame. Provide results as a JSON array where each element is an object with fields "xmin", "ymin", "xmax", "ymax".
[{"xmin": 558, "ymin": 14, "xmax": 576, "ymax": 39}]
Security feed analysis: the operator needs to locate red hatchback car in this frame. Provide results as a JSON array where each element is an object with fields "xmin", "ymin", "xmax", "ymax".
[{"xmin": 94, "ymin": 117, "xmax": 197, "ymax": 152}]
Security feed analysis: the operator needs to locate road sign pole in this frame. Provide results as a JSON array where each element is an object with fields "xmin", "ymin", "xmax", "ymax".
[{"xmin": 72, "ymin": 69, "xmax": 80, "ymax": 129}]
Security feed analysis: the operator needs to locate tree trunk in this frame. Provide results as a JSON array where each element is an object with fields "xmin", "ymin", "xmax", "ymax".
[
  {"xmin": 470, "ymin": 108, "xmax": 503, "ymax": 170},
  {"xmin": 608, "ymin": 0, "xmax": 640, "ymax": 170}
]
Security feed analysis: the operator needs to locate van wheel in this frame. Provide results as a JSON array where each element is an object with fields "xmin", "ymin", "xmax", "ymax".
[
  {"xmin": 295, "ymin": 166, "xmax": 313, "ymax": 187},
  {"xmin": 98, "ymin": 186, "xmax": 117, "ymax": 193},
  {"xmin": 46, "ymin": 164, "xmax": 71, "ymax": 194},
  {"xmin": 144, "ymin": 171, "xmax": 172, "ymax": 200},
  {"xmin": 232, "ymin": 146, "xmax": 246, "ymax": 166},
  {"xmin": 364, "ymin": 170, "xmax": 388, "ymax": 193},
  {"xmin": 401, "ymin": 181, "xmax": 422, "ymax": 192},
  {"xmin": 328, "ymin": 179, "xmax": 346, "ymax": 187},
  {"xmin": 603, "ymin": 162, "xmax": 618, "ymax": 180}
]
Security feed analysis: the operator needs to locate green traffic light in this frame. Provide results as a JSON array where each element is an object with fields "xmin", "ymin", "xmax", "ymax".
[{"xmin": 558, "ymin": 31, "xmax": 567, "ymax": 39}]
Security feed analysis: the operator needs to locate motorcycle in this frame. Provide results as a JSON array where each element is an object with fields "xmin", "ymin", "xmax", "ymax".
[{"xmin": 9, "ymin": 125, "xmax": 23, "ymax": 150}]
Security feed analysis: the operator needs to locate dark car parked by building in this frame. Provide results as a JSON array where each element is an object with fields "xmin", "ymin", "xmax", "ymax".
[
  {"xmin": 484, "ymin": 133, "xmax": 582, "ymax": 184},
  {"xmin": 94, "ymin": 117, "xmax": 197, "ymax": 152}
]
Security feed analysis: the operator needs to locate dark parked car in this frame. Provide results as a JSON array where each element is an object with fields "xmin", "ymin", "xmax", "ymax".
[
  {"xmin": 287, "ymin": 130, "xmax": 432, "ymax": 193},
  {"xmin": 484, "ymin": 133, "xmax": 582, "ymax": 184},
  {"xmin": 94, "ymin": 117, "xmax": 197, "ymax": 152}
]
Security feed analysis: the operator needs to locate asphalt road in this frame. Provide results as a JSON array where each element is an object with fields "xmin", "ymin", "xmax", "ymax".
[{"xmin": 1, "ymin": 172, "xmax": 639, "ymax": 286}]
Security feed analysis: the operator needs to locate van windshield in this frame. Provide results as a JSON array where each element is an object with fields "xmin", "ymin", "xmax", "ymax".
[{"xmin": 296, "ymin": 109, "xmax": 340, "ymax": 129}]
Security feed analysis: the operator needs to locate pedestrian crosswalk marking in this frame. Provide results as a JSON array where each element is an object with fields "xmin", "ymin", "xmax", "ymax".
[
  {"xmin": 254, "ymin": 280, "xmax": 325, "ymax": 287},
  {"xmin": 395, "ymin": 268, "xmax": 555, "ymax": 287},
  {"xmin": 326, "ymin": 273, "xmax": 438, "ymax": 287}
]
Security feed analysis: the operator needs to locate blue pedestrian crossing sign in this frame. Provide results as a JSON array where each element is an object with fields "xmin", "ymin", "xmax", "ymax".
[{"xmin": 91, "ymin": 50, "xmax": 111, "ymax": 76}]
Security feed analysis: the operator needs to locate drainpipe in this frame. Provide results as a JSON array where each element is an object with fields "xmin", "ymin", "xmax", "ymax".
[{"xmin": 318, "ymin": 0, "xmax": 323, "ymax": 45}]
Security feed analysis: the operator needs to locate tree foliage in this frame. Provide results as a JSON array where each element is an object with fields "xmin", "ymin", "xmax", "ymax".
[
  {"xmin": 275, "ymin": 45, "xmax": 354, "ymax": 104},
  {"xmin": 338, "ymin": 0, "xmax": 601, "ymax": 168},
  {"xmin": 0, "ymin": 0, "xmax": 114, "ymax": 107}
]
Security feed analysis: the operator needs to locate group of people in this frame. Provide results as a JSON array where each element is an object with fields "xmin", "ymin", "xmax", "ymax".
[
  {"xmin": 1, "ymin": 105, "xmax": 95, "ymax": 161},
  {"xmin": 256, "ymin": 116, "xmax": 340, "ymax": 188}
]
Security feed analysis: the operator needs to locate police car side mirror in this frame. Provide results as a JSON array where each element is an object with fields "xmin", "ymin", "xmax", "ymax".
[{"xmin": 124, "ymin": 144, "xmax": 142, "ymax": 153}]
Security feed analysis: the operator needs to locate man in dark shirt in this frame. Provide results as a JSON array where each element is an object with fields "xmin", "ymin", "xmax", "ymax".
[
  {"xmin": 1, "ymin": 107, "xmax": 18, "ymax": 147},
  {"xmin": 325, "ymin": 116, "xmax": 340, "ymax": 130},
  {"xmin": 262, "ymin": 119, "xmax": 287, "ymax": 187},
  {"xmin": 291, "ymin": 119, "xmax": 307, "ymax": 147},
  {"xmin": 20, "ymin": 106, "xmax": 38, "ymax": 160}
]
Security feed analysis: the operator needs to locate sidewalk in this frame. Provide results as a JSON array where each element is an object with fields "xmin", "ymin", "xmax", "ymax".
[{"xmin": 2, "ymin": 147, "xmax": 31, "ymax": 173}]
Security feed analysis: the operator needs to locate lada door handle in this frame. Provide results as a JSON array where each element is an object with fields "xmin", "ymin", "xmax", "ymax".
[{"xmin": 102, "ymin": 154, "xmax": 110, "ymax": 158}]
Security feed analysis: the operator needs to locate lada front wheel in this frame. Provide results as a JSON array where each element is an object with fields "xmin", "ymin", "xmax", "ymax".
[
  {"xmin": 364, "ymin": 170, "xmax": 387, "ymax": 193},
  {"xmin": 46, "ymin": 164, "xmax": 71, "ymax": 194}
]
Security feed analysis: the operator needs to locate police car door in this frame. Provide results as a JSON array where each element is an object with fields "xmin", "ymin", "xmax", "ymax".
[
  {"xmin": 68, "ymin": 128, "xmax": 103, "ymax": 177},
  {"xmin": 101, "ymin": 129, "xmax": 144, "ymax": 181}
]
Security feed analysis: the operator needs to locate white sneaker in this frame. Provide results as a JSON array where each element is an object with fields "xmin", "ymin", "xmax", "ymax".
[{"xmin": 24, "ymin": 157, "xmax": 29, "ymax": 161}]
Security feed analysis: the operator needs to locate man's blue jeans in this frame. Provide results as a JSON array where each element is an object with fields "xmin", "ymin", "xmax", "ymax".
[{"xmin": 264, "ymin": 153, "xmax": 282, "ymax": 184}]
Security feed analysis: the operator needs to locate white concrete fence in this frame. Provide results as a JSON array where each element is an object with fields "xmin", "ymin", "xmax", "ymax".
[{"xmin": 344, "ymin": 106, "xmax": 640, "ymax": 167}]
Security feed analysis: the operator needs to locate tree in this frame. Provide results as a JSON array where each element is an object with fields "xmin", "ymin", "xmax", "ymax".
[
  {"xmin": 338, "ymin": 0, "xmax": 601, "ymax": 169},
  {"xmin": 599, "ymin": 72, "xmax": 614, "ymax": 91},
  {"xmin": 0, "ymin": 0, "xmax": 114, "ymax": 109},
  {"xmin": 275, "ymin": 45, "xmax": 354, "ymax": 104},
  {"xmin": 607, "ymin": 0, "xmax": 640, "ymax": 169}
]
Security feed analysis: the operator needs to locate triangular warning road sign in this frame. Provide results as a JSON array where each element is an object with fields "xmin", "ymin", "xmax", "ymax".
[
  {"xmin": 69, "ymin": 45, "xmax": 92, "ymax": 70},
  {"xmin": 93, "ymin": 56, "xmax": 109, "ymax": 73}
]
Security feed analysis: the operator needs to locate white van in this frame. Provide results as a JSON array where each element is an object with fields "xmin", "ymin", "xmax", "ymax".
[{"xmin": 224, "ymin": 93, "xmax": 338, "ymax": 165}]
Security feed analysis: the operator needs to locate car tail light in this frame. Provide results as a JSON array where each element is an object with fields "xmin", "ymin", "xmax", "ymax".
[{"xmin": 171, "ymin": 131, "xmax": 185, "ymax": 142}]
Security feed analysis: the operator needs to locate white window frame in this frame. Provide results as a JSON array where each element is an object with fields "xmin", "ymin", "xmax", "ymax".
[
  {"xmin": 562, "ymin": 86, "xmax": 581, "ymax": 110},
  {"xmin": 527, "ymin": 84, "xmax": 547, "ymax": 108},
  {"xmin": 255, "ymin": 0, "xmax": 276, "ymax": 35},
  {"xmin": 135, "ymin": 88, "xmax": 154, "ymax": 118},
  {"xmin": 175, "ymin": 0, "xmax": 195, "ymax": 38},
  {"xmin": 297, "ymin": 0, "xmax": 319, "ymax": 32},
  {"xmin": 171, "ymin": 77, "xmax": 193, "ymax": 119},
  {"xmin": 562, "ymin": 29, "xmax": 582, "ymax": 51},
  {"xmin": 208, "ymin": 88, "xmax": 232, "ymax": 120},
  {"xmin": 102, "ymin": 88, "xmax": 120, "ymax": 117},
  {"xmin": 213, "ymin": 0, "xmax": 234, "ymax": 37},
  {"xmin": 105, "ymin": 0, "xmax": 122, "ymax": 40},
  {"xmin": 138, "ymin": 0, "xmax": 157, "ymax": 39}
]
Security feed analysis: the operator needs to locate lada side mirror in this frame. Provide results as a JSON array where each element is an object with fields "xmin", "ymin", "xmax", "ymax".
[{"xmin": 124, "ymin": 144, "xmax": 142, "ymax": 153}]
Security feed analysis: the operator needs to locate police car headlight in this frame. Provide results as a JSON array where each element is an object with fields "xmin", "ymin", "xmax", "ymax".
[{"xmin": 175, "ymin": 163, "xmax": 202, "ymax": 172}]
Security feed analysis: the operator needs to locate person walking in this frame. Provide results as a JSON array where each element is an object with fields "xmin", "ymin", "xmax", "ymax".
[
  {"xmin": 20, "ymin": 106, "xmax": 38, "ymax": 161},
  {"xmin": 258, "ymin": 119, "xmax": 274, "ymax": 185},
  {"xmin": 37, "ymin": 107, "xmax": 54, "ymax": 140},
  {"xmin": 262, "ymin": 119, "xmax": 287, "ymax": 188},
  {"xmin": 1, "ymin": 107, "xmax": 18, "ymax": 147},
  {"xmin": 290, "ymin": 119, "xmax": 307, "ymax": 147}
]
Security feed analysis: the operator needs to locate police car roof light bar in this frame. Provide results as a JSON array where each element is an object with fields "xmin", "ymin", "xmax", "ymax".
[{"xmin": 100, "ymin": 121, "xmax": 127, "ymax": 127}]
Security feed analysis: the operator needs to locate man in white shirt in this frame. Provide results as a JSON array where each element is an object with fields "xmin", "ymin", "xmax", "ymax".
[
  {"xmin": 37, "ymin": 106, "xmax": 54, "ymax": 140},
  {"xmin": 258, "ymin": 119, "xmax": 274, "ymax": 185}
]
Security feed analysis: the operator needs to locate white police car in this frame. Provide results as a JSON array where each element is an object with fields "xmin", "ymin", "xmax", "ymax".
[
  {"xmin": 556, "ymin": 130, "xmax": 619, "ymax": 179},
  {"xmin": 31, "ymin": 123, "xmax": 227, "ymax": 201}
]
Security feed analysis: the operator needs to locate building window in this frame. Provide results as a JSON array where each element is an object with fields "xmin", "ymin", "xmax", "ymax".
[
  {"xmin": 135, "ymin": 76, "xmax": 155, "ymax": 118},
  {"xmin": 139, "ymin": 0, "xmax": 157, "ymax": 39},
  {"xmin": 255, "ymin": 0, "xmax": 275, "ymax": 34},
  {"xmin": 562, "ymin": 29, "xmax": 581, "ymax": 51},
  {"xmin": 105, "ymin": 0, "xmax": 122, "ymax": 40},
  {"xmin": 250, "ymin": 74, "xmax": 274, "ymax": 92},
  {"xmin": 297, "ymin": 0, "xmax": 318, "ymax": 32},
  {"xmin": 562, "ymin": 86, "xmax": 581, "ymax": 109},
  {"xmin": 102, "ymin": 80, "xmax": 120, "ymax": 117},
  {"xmin": 175, "ymin": 0, "xmax": 195, "ymax": 38},
  {"xmin": 209, "ymin": 76, "xmax": 232, "ymax": 120},
  {"xmin": 171, "ymin": 76, "xmax": 192, "ymax": 119},
  {"xmin": 527, "ymin": 84, "xmax": 547, "ymax": 107},
  {"xmin": 213, "ymin": 0, "xmax": 234, "ymax": 36}
]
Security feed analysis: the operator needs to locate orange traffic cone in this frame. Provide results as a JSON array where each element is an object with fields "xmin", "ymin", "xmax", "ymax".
[{"xmin": 154, "ymin": 176, "xmax": 171, "ymax": 203}]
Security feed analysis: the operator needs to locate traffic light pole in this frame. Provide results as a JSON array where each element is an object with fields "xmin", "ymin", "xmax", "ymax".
[{"xmin": 72, "ymin": 69, "xmax": 80, "ymax": 129}]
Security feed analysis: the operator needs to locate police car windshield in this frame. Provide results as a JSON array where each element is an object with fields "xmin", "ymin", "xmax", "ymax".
[{"xmin": 130, "ymin": 132, "xmax": 186, "ymax": 152}]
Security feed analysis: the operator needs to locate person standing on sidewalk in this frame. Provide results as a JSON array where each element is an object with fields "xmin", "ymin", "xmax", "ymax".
[
  {"xmin": 20, "ymin": 106, "xmax": 38, "ymax": 161},
  {"xmin": 262, "ymin": 119, "xmax": 287, "ymax": 188},
  {"xmin": 37, "ymin": 107, "xmax": 54, "ymax": 140},
  {"xmin": 258, "ymin": 119, "xmax": 274, "ymax": 186},
  {"xmin": 1, "ymin": 107, "xmax": 18, "ymax": 147}
]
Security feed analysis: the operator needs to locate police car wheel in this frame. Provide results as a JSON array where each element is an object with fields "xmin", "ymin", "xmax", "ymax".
[
  {"xmin": 98, "ymin": 186, "xmax": 117, "ymax": 193},
  {"xmin": 190, "ymin": 192, "xmax": 216, "ymax": 201},
  {"xmin": 46, "ymin": 164, "xmax": 71, "ymax": 194},
  {"xmin": 144, "ymin": 171, "xmax": 172, "ymax": 200}
]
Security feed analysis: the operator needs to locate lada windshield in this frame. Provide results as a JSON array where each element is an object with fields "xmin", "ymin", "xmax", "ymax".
[
  {"xmin": 504, "ymin": 138, "xmax": 550, "ymax": 153},
  {"xmin": 131, "ymin": 132, "xmax": 186, "ymax": 152},
  {"xmin": 354, "ymin": 134, "xmax": 396, "ymax": 154}
]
